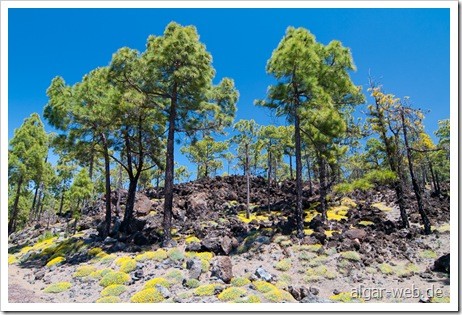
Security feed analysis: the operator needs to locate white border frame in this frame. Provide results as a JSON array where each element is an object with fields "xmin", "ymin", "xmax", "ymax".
[{"xmin": 1, "ymin": 1, "xmax": 458, "ymax": 312}]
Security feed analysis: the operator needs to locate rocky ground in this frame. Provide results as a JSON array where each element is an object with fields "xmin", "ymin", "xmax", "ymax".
[{"xmin": 7, "ymin": 176, "xmax": 450, "ymax": 304}]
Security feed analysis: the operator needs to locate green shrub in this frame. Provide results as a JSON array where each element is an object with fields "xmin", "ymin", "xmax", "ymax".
[
  {"xmin": 274, "ymin": 259, "xmax": 292, "ymax": 271},
  {"xmin": 130, "ymin": 288, "xmax": 164, "ymax": 303},
  {"xmin": 119, "ymin": 258, "xmax": 137, "ymax": 273},
  {"xmin": 100, "ymin": 284, "xmax": 127, "ymax": 297},
  {"xmin": 99, "ymin": 271, "xmax": 130, "ymax": 287},
  {"xmin": 231, "ymin": 277, "xmax": 251, "ymax": 287},
  {"xmin": 185, "ymin": 278, "xmax": 200, "ymax": 289},
  {"xmin": 99, "ymin": 254, "xmax": 117, "ymax": 264},
  {"xmin": 419, "ymin": 250, "xmax": 437, "ymax": 259},
  {"xmin": 167, "ymin": 248, "xmax": 184, "ymax": 262},
  {"xmin": 96, "ymin": 296, "xmax": 121, "ymax": 303},
  {"xmin": 340, "ymin": 251, "xmax": 361, "ymax": 261},
  {"xmin": 217, "ymin": 287, "xmax": 247, "ymax": 302},
  {"xmin": 144, "ymin": 277, "xmax": 171, "ymax": 289},
  {"xmin": 307, "ymin": 255, "xmax": 328, "ymax": 267},
  {"xmin": 46, "ymin": 256, "xmax": 65, "ymax": 268},
  {"xmin": 165, "ymin": 269, "xmax": 183, "ymax": 283},
  {"xmin": 264, "ymin": 289, "xmax": 294, "ymax": 302},
  {"xmin": 299, "ymin": 251, "xmax": 317, "ymax": 261},
  {"xmin": 88, "ymin": 247, "xmax": 104, "ymax": 256},
  {"xmin": 194, "ymin": 284, "xmax": 217, "ymax": 296},
  {"xmin": 43, "ymin": 282, "xmax": 72, "ymax": 293},
  {"xmin": 364, "ymin": 169, "xmax": 397, "ymax": 185},
  {"xmin": 38, "ymin": 231, "xmax": 56, "ymax": 243},
  {"xmin": 378, "ymin": 263, "xmax": 394, "ymax": 275},
  {"xmin": 299, "ymin": 244, "xmax": 323, "ymax": 253},
  {"xmin": 253, "ymin": 281, "xmax": 278, "ymax": 293},
  {"xmin": 236, "ymin": 295, "xmax": 261, "ymax": 303},
  {"xmin": 73, "ymin": 265, "xmax": 97, "ymax": 278},
  {"xmin": 135, "ymin": 249, "xmax": 168, "ymax": 262},
  {"xmin": 89, "ymin": 268, "xmax": 113, "ymax": 280},
  {"xmin": 330, "ymin": 292, "xmax": 355, "ymax": 302}
]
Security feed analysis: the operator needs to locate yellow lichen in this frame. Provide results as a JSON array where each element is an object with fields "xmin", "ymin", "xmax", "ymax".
[
  {"xmin": 130, "ymin": 288, "xmax": 164, "ymax": 303},
  {"xmin": 43, "ymin": 282, "xmax": 72, "ymax": 293}
]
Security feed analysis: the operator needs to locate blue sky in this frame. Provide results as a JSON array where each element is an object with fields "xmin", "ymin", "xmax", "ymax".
[{"xmin": 8, "ymin": 8, "xmax": 450, "ymax": 176}]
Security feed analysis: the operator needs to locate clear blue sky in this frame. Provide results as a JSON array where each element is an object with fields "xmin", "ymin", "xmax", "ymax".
[{"xmin": 8, "ymin": 8, "xmax": 450, "ymax": 175}]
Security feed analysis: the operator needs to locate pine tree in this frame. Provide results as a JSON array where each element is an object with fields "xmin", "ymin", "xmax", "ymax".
[{"xmin": 8, "ymin": 113, "xmax": 48, "ymax": 233}]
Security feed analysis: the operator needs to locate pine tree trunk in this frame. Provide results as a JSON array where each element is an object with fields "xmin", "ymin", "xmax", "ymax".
[
  {"xmin": 245, "ymin": 144, "xmax": 250, "ymax": 219},
  {"xmin": 163, "ymin": 84, "xmax": 177, "ymax": 246},
  {"xmin": 289, "ymin": 154, "xmax": 294, "ymax": 180},
  {"xmin": 428, "ymin": 160, "xmax": 439, "ymax": 196},
  {"xmin": 30, "ymin": 184, "xmax": 39, "ymax": 220},
  {"xmin": 58, "ymin": 188, "xmax": 65, "ymax": 216},
  {"xmin": 318, "ymin": 154, "xmax": 328, "ymax": 222},
  {"xmin": 306, "ymin": 153, "xmax": 313, "ymax": 196},
  {"xmin": 8, "ymin": 176, "xmax": 23, "ymax": 234},
  {"xmin": 294, "ymin": 114, "xmax": 304, "ymax": 238},
  {"xmin": 267, "ymin": 149, "xmax": 272, "ymax": 213},
  {"xmin": 401, "ymin": 110, "xmax": 431, "ymax": 234},
  {"xmin": 102, "ymin": 135, "xmax": 112, "ymax": 238}
]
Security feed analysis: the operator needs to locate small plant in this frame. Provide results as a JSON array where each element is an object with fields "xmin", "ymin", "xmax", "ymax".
[
  {"xmin": 299, "ymin": 251, "xmax": 317, "ymax": 261},
  {"xmin": 300, "ymin": 244, "xmax": 323, "ymax": 253},
  {"xmin": 130, "ymin": 288, "xmax": 164, "ymax": 303},
  {"xmin": 99, "ymin": 271, "xmax": 130, "ymax": 287},
  {"xmin": 100, "ymin": 284, "xmax": 127, "ymax": 297},
  {"xmin": 46, "ymin": 256, "xmax": 65, "ymax": 268},
  {"xmin": 96, "ymin": 296, "xmax": 121, "ymax": 303},
  {"xmin": 196, "ymin": 252, "xmax": 213, "ymax": 261},
  {"xmin": 371, "ymin": 202, "xmax": 393, "ymax": 212},
  {"xmin": 378, "ymin": 263, "xmax": 394, "ymax": 275},
  {"xmin": 307, "ymin": 255, "xmax": 328, "ymax": 267},
  {"xmin": 89, "ymin": 268, "xmax": 113, "ymax": 280},
  {"xmin": 431, "ymin": 296, "xmax": 450, "ymax": 303},
  {"xmin": 167, "ymin": 248, "xmax": 185, "ymax": 262},
  {"xmin": 217, "ymin": 287, "xmax": 247, "ymax": 302},
  {"xmin": 144, "ymin": 277, "xmax": 171, "ymax": 289},
  {"xmin": 8, "ymin": 255, "xmax": 17, "ymax": 265},
  {"xmin": 253, "ymin": 280, "xmax": 278, "ymax": 293},
  {"xmin": 419, "ymin": 250, "xmax": 437, "ymax": 259},
  {"xmin": 38, "ymin": 231, "xmax": 56, "ymax": 243},
  {"xmin": 99, "ymin": 253, "xmax": 117, "ymax": 264},
  {"xmin": 194, "ymin": 284, "xmax": 217, "ymax": 296},
  {"xmin": 43, "ymin": 282, "xmax": 72, "ymax": 293},
  {"xmin": 135, "ymin": 249, "xmax": 168, "ymax": 262},
  {"xmin": 274, "ymin": 259, "xmax": 292, "ymax": 271},
  {"xmin": 184, "ymin": 278, "xmax": 200, "ymax": 289},
  {"xmin": 340, "ymin": 197, "xmax": 357, "ymax": 208},
  {"xmin": 231, "ymin": 277, "xmax": 251, "ymax": 287},
  {"xmin": 236, "ymin": 295, "xmax": 262, "ymax": 303},
  {"xmin": 263, "ymin": 289, "xmax": 294, "ymax": 302},
  {"xmin": 88, "ymin": 247, "xmax": 104, "ymax": 256},
  {"xmin": 119, "ymin": 258, "xmax": 137, "ymax": 273},
  {"xmin": 185, "ymin": 236, "xmax": 201, "ymax": 244},
  {"xmin": 330, "ymin": 292, "xmax": 355, "ymax": 303},
  {"xmin": 165, "ymin": 269, "xmax": 183, "ymax": 284},
  {"xmin": 73, "ymin": 265, "xmax": 97, "ymax": 278},
  {"xmin": 340, "ymin": 251, "xmax": 361, "ymax": 262}
]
